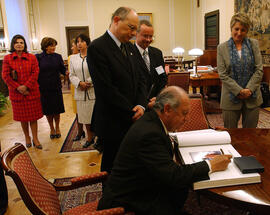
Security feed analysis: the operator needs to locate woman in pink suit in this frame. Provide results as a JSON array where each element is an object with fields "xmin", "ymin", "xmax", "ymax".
[{"xmin": 2, "ymin": 35, "xmax": 43, "ymax": 149}]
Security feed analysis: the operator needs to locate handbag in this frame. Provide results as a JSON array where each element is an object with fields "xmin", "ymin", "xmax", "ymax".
[{"xmin": 10, "ymin": 70, "xmax": 18, "ymax": 81}]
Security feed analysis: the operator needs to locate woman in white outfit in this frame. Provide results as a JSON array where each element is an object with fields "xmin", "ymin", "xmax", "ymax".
[{"xmin": 69, "ymin": 34, "xmax": 95, "ymax": 148}]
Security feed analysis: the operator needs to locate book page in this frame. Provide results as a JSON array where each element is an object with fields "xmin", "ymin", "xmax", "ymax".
[
  {"xmin": 171, "ymin": 129, "xmax": 231, "ymax": 147},
  {"xmin": 179, "ymin": 144, "xmax": 261, "ymax": 190}
]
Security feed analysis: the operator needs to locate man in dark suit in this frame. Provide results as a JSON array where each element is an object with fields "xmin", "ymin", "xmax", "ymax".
[
  {"xmin": 134, "ymin": 20, "xmax": 167, "ymax": 108},
  {"xmin": 87, "ymin": 7, "xmax": 147, "ymax": 173},
  {"xmin": 98, "ymin": 86, "xmax": 232, "ymax": 215}
]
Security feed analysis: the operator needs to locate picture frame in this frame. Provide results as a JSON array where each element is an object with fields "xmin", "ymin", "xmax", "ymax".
[
  {"xmin": 138, "ymin": 13, "xmax": 153, "ymax": 24},
  {"xmin": 65, "ymin": 26, "xmax": 89, "ymax": 56}
]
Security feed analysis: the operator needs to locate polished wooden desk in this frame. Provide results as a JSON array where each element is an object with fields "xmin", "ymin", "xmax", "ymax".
[
  {"xmin": 199, "ymin": 128, "xmax": 270, "ymax": 215},
  {"xmin": 189, "ymin": 71, "xmax": 221, "ymax": 94}
]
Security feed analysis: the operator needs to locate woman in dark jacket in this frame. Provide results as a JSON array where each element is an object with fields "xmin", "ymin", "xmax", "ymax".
[{"xmin": 36, "ymin": 37, "xmax": 66, "ymax": 139}]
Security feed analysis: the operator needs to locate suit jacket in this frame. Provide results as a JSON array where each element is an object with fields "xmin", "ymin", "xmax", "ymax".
[
  {"xmin": 134, "ymin": 45, "xmax": 167, "ymax": 99},
  {"xmin": 98, "ymin": 110, "xmax": 210, "ymax": 215},
  {"xmin": 217, "ymin": 38, "xmax": 263, "ymax": 110},
  {"xmin": 2, "ymin": 52, "xmax": 40, "ymax": 101},
  {"xmin": 87, "ymin": 32, "xmax": 147, "ymax": 139}
]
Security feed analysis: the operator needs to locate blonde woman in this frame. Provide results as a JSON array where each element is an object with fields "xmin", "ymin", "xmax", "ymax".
[{"xmin": 217, "ymin": 13, "xmax": 263, "ymax": 128}]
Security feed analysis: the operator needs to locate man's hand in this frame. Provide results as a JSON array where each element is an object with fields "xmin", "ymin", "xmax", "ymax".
[
  {"xmin": 132, "ymin": 105, "xmax": 144, "ymax": 121},
  {"xmin": 209, "ymin": 155, "xmax": 232, "ymax": 172},
  {"xmin": 147, "ymin": 97, "xmax": 156, "ymax": 109}
]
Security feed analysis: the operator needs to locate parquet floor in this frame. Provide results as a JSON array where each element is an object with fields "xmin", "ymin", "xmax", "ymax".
[{"xmin": 0, "ymin": 93, "xmax": 102, "ymax": 215}]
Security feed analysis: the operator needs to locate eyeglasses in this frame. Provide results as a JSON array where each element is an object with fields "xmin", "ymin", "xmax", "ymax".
[
  {"xmin": 142, "ymin": 34, "xmax": 154, "ymax": 40},
  {"xmin": 127, "ymin": 23, "xmax": 137, "ymax": 31}
]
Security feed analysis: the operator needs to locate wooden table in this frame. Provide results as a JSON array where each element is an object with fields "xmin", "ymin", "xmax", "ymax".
[
  {"xmin": 189, "ymin": 71, "xmax": 221, "ymax": 94},
  {"xmin": 198, "ymin": 128, "xmax": 270, "ymax": 215}
]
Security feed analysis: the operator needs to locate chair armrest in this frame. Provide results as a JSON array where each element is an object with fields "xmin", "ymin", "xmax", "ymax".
[
  {"xmin": 54, "ymin": 171, "xmax": 108, "ymax": 191},
  {"xmin": 86, "ymin": 207, "xmax": 125, "ymax": 215}
]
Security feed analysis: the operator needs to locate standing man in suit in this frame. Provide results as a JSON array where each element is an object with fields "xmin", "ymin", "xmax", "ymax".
[
  {"xmin": 134, "ymin": 20, "xmax": 167, "ymax": 108},
  {"xmin": 98, "ymin": 86, "xmax": 232, "ymax": 215},
  {"xmin": 87, "ymin": 7, "xmax": 147, "ymax": 174}
]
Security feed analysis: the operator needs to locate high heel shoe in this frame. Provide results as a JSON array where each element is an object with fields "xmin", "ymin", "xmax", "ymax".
[
  {"xmin": 83, "ymin": 136, "xmax": 95, "ymax": 148},
  {"xmin": 73, "ymin": 131, "xmax": 85, "ymax": 141},
  {"xmin": 33, "ymin": 141, "xmax": 43, "ymax": 150},
  {"xmin": 26, "ymin": 142, "xmax": 32, "ymax": 148}
]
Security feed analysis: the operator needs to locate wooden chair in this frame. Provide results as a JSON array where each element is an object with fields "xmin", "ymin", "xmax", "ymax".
[
  {"xmin": 1, "ymin": 143, "xmax": 125, "ymax": 215},
  {"xmin": 167, "ymin": 72, "xmax": 190, "ymax": 93},
  {"xmin": 178, "ymin": 94, "xmax": 212, "ymax": 132}
]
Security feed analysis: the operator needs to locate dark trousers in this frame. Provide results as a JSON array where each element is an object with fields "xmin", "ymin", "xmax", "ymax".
[
  {"xmin": 0, "ymin": 163, "xmax": 8, "ymax": 214},
  {"xmin": 100, "ymin": 137, "xmax": 123, "ymax": 174}
]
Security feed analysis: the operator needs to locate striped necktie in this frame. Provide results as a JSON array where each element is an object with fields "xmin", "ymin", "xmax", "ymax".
[
  {"xmin": 143, "ymin": 50, "xmax": 150, "ymax": 71},
  {"xmin": 169, "ymin": 135, "xmax": 182, "ymax": 165},
  {"xmin": 120, "ymin": 43, "xmax": 127, "ymax": 57}
]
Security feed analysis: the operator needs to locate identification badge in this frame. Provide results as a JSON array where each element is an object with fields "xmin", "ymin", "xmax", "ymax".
[{"xmin": 155, "ymin": 66, "xmax": 165, "ymax": 75}]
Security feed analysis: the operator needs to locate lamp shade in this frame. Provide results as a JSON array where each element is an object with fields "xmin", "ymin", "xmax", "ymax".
[
  {"xmin": 172, "ymin": 47, "xmax": 185, "ymax": 55},
  {"xmin": 188, "ymin": 48, "xmax": 203, "ymax": 56}
]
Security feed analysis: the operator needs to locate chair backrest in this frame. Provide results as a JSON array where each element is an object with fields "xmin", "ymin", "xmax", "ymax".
[
  {"xmin": 1, "ymin": 144, "xmax": 61, "ymax": 215},
  {"xmin": 178, "ymin": 94, "xmax": 211, "ymax": 132},
  {"xmin": 167, "ymin": 72, "xmax": 190, "ymax": 93},
  {"xmin": 197, "ymin": 49, "xmax": 217, "ymax": 67}
]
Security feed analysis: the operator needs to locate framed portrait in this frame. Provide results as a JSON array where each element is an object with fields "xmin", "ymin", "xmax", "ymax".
[
  {"xmin": 65, "ymin": 26, "xmax": 89, "ymax": 56},
  {"xmin": 138, "ymin": 13, "xmax": 153, "ymax": 24}
]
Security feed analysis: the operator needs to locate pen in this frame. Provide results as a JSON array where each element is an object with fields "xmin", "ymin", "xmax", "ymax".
[{"xmin": 220, "ymin": 148, "xmax": 224, "ymax": 155}]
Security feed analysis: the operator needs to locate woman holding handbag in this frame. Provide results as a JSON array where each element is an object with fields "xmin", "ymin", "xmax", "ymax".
[{"xmin": 2, "ymin": 34, "xmax": 43, "ymax": 149}]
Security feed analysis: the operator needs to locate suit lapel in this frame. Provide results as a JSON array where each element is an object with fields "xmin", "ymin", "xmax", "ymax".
[{"xmin": 104, "ymin": 32, "xmax": 129, "ymax": 69}]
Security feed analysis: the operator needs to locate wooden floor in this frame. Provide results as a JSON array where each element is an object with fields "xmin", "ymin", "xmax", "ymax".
[{"xmin": 0, "ymin": 93, "xmax": 102, "ymax": 215}]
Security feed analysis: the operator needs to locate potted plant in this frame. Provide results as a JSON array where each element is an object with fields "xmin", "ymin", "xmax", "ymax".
[{"xmin": 0, "ymin": 92, "xmax": 8, "ymax": 115}]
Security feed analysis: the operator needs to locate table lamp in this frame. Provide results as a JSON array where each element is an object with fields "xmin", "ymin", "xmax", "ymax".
[
  {"xmin": 188, "ymin": 48, "xmax": 203, "ymax": 77},
  {"xmin": 172, "ymin": 47, "xmax": 185, "ymax": 71}
]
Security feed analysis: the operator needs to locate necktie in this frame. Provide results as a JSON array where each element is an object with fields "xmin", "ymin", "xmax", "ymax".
[
  {"xmin": 120, "ymin": 43, "xmax": 127, "ymax": 57},
  {"xmin": 169, "ymin": 135, "xmax": 182, "ymax": 165},
  {"xmin": 143, "ymin": 50, "xmax": 150, "ymax": 71}
]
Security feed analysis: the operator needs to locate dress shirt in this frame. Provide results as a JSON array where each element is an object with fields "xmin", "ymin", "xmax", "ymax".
[{"xmin": 135, "ymin": 43, "xmax": 150, "ymax": 64}]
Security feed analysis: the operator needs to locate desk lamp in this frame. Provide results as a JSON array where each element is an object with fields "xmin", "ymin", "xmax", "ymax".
[
  {"xmin": 188, "ymin": 48, "xmax": 203, "ymax": 77},
  {"xmin": 172, "ymin": 47, "xmax": 185, "ymax": 71}
]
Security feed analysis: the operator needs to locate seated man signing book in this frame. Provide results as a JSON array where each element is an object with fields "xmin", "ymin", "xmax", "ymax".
[{"xmin": 98, "ymin": 86, "xmax": 232, "ymax": 215}]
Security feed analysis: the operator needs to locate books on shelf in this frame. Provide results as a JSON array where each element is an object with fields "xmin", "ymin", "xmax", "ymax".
[{"xmin": 170, "ymin": 129, "xmax": 261, "ymax": 190}]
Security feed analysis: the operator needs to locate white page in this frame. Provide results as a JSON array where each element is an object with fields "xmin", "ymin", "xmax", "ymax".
[{"xmin": 170, "ymin": 129, "xmax": 231, "ymax": 147}]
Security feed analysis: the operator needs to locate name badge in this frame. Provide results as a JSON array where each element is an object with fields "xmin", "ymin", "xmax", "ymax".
[{"xmin": 155, "ymin": 66, "xmax": 165, "ymax": 75}]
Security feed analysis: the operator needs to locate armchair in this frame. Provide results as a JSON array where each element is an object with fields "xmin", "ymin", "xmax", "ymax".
[{"xmin": 1, "ymin": 143, "xmax": 125, "ymax": 215}]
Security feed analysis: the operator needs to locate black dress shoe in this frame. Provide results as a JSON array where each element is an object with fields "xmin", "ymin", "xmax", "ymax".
[
  {"xmin": 73, "ymin": 131, "xmax": 85, "ymax": 141},
  {"xmin": 83, "ymin": 138, "xmax": 95, "ymax": 148},
  {"xmin": 93, "ymin": 139, "xmax": 103, "ymax": 153}
]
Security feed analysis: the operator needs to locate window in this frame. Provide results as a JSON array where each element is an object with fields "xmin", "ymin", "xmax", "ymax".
[{"xmin": 205, "ymin": 10, "xmax": 219, "ymax": 50}]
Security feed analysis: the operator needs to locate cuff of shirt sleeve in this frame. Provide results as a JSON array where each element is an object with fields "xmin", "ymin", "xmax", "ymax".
[
  {"xmin": 205, "ymin": 160, "xmax": 212, "ymax": 175},
  {"xmin": 137, "ymin": 105, "xmax": 145, "ymax": 111}
]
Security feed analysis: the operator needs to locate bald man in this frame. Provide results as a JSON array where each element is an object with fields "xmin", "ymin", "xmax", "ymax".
[
  {"xmin": 98, "ymin": 86, "xmax": 232, "ymax": 215},
  {"xmin": 87, "ymin": 7, "xmax": 147, "ymax": 173}
]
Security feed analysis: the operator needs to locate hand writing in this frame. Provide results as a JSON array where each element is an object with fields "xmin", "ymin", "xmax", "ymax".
[{"xmin": 210, "ymin": 154, "xmax": 232, "ymax": 172}]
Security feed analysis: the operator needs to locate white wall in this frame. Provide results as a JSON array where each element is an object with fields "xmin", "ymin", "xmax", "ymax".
[
  {"xmin": 34, "ymin": 0, "xmax": 193, "ymax": 59},
  {"xmin": 191, "ymin": 0, "xmax": 234, "ymax": 49},
  {"xmin": 4, "ymin": 0, "xmax": 30, "ymax": 48}
]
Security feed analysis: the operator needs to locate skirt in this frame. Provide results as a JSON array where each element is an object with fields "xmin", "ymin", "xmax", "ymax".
[
  {"xmin": 11, "ymin": 98, "xmax": 43, "ymax": 122},
  {"xmin": 40, "ymin": 89, "xmax": 65, "ymax": 115},
  {"xmin": 76, "ymin": 99, "xmax": 95, "ymax": 124}
]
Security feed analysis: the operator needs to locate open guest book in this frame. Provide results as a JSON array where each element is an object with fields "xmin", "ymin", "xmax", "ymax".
[{"xmin": 170, "ymin": 129, "xmax": 261, "ymax": 190}]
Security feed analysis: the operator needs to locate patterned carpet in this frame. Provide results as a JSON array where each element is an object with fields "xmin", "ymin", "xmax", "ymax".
[
  {"xmin": 207, "ymin": 108, "xmax": 270, "ymax": 128},
  {"xmin": 55, "ymin": 177, "xmax": 247, "ymax": 214},
  {"xmin": 60, "ymin": 119, "xmax": 96, "ymax": 153}
]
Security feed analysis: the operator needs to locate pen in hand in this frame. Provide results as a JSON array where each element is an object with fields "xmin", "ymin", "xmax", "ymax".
[{"xmin": 220, "ymin": 148, "xmax": 224, "ymax": 155}]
